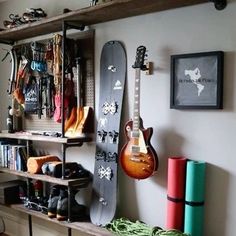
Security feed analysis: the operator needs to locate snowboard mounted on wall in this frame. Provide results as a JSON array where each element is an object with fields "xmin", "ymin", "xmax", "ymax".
[{"xmin": 90, "ymin": 41, "xmax": 126, "ymax": 226}]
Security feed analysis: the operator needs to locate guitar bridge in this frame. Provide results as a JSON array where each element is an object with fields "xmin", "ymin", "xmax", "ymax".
[{"xmin": 130, "ymin": 157, "xmax": 142, "ymax": 163}]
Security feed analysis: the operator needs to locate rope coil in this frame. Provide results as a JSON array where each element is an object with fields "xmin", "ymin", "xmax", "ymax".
[{"xmin": 106, "ymin": 218, "xmax": 190, "ymax": 236}]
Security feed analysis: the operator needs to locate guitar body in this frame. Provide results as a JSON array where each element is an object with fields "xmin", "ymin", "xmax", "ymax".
[{"xmin": 120, "ymin": 118, "xmax": 158, "ymax": 179}]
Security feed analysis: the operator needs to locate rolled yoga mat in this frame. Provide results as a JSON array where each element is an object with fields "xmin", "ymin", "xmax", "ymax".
[
  {"xmin": 184, "ymin": 161, "xmax": 206, "ymax": 236},
  {"xmin": 166, "ymin": 157, "xmax": 187, "ymax": 231}
]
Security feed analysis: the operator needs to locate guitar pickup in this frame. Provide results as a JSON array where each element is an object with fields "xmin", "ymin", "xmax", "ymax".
[{"xmin": 131, "ymin": 145, "xmax": 140, "ymax": 154}]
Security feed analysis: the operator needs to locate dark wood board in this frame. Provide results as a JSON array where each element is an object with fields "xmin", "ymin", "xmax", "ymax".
[
  {"xmin": 0, "ymin": 204, "xmax": 113, "ymax": 236},
  {"xmin": 0, "ymin": 0, "xmax": 208, "ymax": 43}
]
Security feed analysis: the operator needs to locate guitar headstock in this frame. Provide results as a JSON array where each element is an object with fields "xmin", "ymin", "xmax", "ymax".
[{"xmin": 132, "ymin": 45, "xmax": 147, "ymax": 70}]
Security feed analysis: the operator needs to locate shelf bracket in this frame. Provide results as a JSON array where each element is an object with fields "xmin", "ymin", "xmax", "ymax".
[
  {"xmin": 209, "ymin": 0, "xmax": 227, "ymax": 10},
  {"xmin": 65, "ymin": 21, "xmax": 85, "ymax": 31},
  {"xmin": 28, "ymin": 215, "xmax": 33, "ymax": 236}
]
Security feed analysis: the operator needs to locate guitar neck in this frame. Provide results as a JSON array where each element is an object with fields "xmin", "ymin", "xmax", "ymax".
[{"xmin": 132, "ymin": 68, "xmax": 141, "ymax": 137}]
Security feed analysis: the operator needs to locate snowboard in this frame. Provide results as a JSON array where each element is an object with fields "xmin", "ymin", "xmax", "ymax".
[{"xmin": 90, "ymin": 41, "xmax": 126, "ymax": 226}]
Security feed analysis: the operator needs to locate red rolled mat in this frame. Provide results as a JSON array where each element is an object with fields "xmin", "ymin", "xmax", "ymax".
[{"xmin": 166, "ymin": 156, "xmax": 187, "ymax": 231}]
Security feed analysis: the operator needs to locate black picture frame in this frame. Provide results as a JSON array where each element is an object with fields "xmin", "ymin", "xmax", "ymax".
[{"xmin": 170, "ymin": 51, "xmax": 224, "ymax": 109}]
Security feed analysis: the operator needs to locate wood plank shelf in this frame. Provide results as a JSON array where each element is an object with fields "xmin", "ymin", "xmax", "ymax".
[
  {"xmin": 0, "ymin": 131, "xmax": 92, "ymax": 144},
  {"xmin": 1, "ymin": 204, "xmax": 113, "ymax": 236},
  {"xmin": 0, "ymin": 168, "xmax": 91, "ymax": 187},
  {"xmin": 0, "ymin": 0, "xmax": 208, "ymax": 43}
]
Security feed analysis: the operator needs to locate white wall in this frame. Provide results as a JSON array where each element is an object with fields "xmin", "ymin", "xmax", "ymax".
[{"xmin": 1, "ymin": 0, "xmax": 236, "ymax": 235}]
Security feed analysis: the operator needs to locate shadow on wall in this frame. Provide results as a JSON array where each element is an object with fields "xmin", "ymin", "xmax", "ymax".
[
  {"xmin": 151, "ymin": 128, "xmax": 186, "ymax": 189},
  {"xmin": 117, "ymin": 172, "xmax": 139, "ymax": 220},
  {"xmin": 153, "ymin": 46, "xmax": 173, "ymax": 74},
  {"xmin": 204, "ymin": 164, "xmax": 229, "ymax": 236},
  {"xmin": 223, "ymin": 51, "xmax": 235, "ymax": 111},
  {"xmin": 117, "ymin": 127, "xmax": 186, "ymax": 220},
  {"xmin": 116, "ymin": 71, "xmax": 140, "ymax": 219}
]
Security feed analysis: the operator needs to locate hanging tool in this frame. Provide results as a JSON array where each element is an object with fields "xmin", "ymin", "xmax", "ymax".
[
  {"xmin": 65, "ymin": 57, "xmax": 83, "ymax": 136},
  {"xmin": 65, "ymin": 57, "xmax": 92, "ymax": 137},
  {"xmin": 2, "ymin": 48, "xmax": 17, "ymax": 95}
]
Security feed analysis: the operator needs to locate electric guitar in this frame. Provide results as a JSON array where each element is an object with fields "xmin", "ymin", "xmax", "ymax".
[{"xmin": 120, "ymin": 46, "xmax": 158, "ymax": 179}]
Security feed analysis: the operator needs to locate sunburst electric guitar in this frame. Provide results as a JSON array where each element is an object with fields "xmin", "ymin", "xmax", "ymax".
[{"xmin": 120, "ymin": 46, "xmax": 158, "ymax": 179}]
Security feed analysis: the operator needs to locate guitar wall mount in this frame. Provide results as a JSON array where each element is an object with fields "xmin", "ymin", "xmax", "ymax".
[{"xmin": 145, "ymin": 61, "xmax": 153, "ymax": 75}]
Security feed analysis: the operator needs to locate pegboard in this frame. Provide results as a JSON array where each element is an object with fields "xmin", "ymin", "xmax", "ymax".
[{"xmin": 23, "ymin": 30, "xmax": 95, "ymax": 133}]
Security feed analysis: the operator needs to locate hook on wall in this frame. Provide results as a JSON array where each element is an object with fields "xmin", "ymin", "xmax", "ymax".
[{"xmin": 210, "ymin": 0, "xmax": 227, "ymax": 10}]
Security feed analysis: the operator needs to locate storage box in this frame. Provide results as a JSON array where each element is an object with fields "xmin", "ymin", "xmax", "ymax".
[{"xmin": 0, "ymin": 180, "xmax": 26, "ymax": 204}]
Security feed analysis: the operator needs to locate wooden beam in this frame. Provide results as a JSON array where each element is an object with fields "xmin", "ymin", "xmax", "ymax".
[{"xmin": 0, "ymin": 0, "xmax": 209, "ymax": 42}]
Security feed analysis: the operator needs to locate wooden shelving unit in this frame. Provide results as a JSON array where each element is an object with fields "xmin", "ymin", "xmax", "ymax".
[
  {"xmin": 0, "ymin": 0, "xmax": 209, "ymax": 43},
  {"xmin": 0, "ymin": 0, "xmax": 216, "ymax": 235},
  {"xmin": 0, "ymin": 168, "xmax": 91, "ymax": 188},
  {"xmin": 0, "ymin": 131, "xmax": 92, "ymax": 144},
  {"xmin": 1, "ymin": 204, "xmax": 113, "ymax": 236}
]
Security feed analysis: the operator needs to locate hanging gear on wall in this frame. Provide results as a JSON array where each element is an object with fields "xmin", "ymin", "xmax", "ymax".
[
  {"xmin": 3, "ymin": 8, "xmax": 47, "ymax": 29},
  {"xmin": 24, "ymin": 76, "xmax": 39, "ymax": 114},
  {"xmin": 30, "ymin": 41, "xmax": 47, "ymax": 73},
  {"xmin": 53, "ymin": 34, "xmax": 62, "ymax": 123}
]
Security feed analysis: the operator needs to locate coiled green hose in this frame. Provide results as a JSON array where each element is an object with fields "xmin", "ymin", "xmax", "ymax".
[{"xmin": 106, "ymin": 218, "xmax": 190, "ymax": 236}]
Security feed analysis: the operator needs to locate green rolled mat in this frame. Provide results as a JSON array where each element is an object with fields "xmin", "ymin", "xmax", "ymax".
[{"xmin": 184, "ymin": 161, "xmax": 206, "ymax": 236}]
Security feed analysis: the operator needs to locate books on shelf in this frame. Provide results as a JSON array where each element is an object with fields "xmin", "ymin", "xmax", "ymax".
[{"xmin": 0, "ymin": 141, "xmax": 27, "ymax": 171}]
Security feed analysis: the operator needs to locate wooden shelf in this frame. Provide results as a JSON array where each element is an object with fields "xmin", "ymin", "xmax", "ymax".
[
  {"xmin": 0, "ymin": 168, "xmax": 91, "ymax": 187},
  {"xmin": 2, "ymin": 204, "xmax": 113, "ymax": 236},
  {"xmin": 0, "ymin": 131, "xmax": 92, "ymax": 144},
  {"xmin": 0, "ymin": 0, "xmax": 208, "ymax": 43}
]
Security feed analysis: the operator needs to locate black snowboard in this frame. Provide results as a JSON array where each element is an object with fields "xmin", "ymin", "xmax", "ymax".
[{"xmin": 90, "ymin": 41, "xmax": 126, "ymax": 226}]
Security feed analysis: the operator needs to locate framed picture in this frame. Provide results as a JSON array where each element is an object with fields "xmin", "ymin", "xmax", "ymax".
[{"xmin": 170, "ymin": 51, "xmax": 224, "ymax": 109}]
